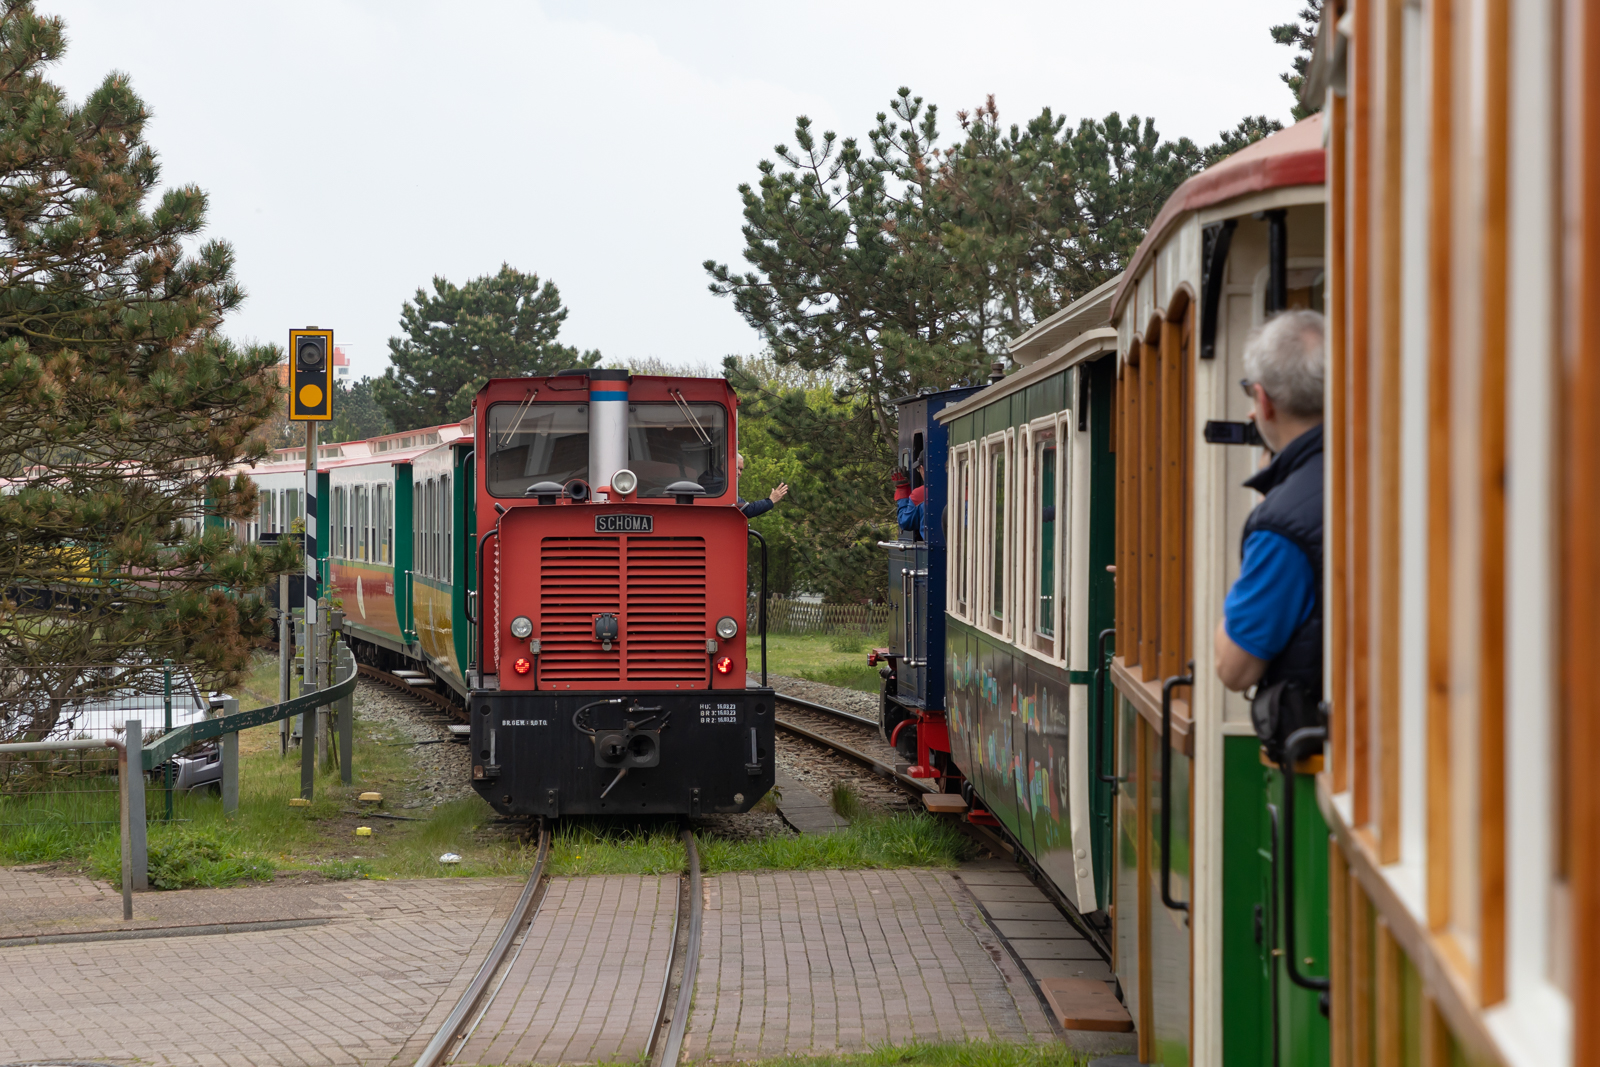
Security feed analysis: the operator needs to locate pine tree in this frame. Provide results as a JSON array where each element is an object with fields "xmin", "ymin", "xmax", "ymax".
[
  {"xmin": 328, "ymin": 376, "xmax": 393, "ymax": 443},
  {"xmin": 0, "ymin": 1, "xmax": 296, "ymax": 743},
  {"xmin": 373, "ymin": 264, "xmax": 600, "ymax": 431},
  {"xmin": 1272, "ymin": 0, "xmax": 1324, "ymax": 120},
  {"xmin": 709, "ymin": 90, "xmax": 1279, "ymax": 602}
]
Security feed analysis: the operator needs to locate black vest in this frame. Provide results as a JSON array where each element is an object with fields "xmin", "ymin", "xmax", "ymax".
[{"xmin": 1240, "ymin": 424, "xmax": 1324, "ymax": 691}]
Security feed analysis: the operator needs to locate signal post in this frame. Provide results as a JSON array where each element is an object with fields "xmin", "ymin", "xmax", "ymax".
[{"xmin": 288, "ymin": 328, "xmax": 332, "ymax": 798}]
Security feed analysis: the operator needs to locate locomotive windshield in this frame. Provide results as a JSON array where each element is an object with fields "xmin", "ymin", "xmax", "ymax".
[
  {"xmin": 627, "ymin": 403, "xmax": 728, "ymax": 497},
  {"xmin": 485, "ymin": 400, "xmax": 730, "ymax": 498},
  {"xmin": 486, "ymin": 403, "xmax": 589, "ymax": 496}
]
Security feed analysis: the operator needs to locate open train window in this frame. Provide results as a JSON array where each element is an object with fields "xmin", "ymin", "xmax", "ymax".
[
  {"xmin": 627, "ymin": 403, "xmax": 729, "ymax": 497},
  {"xmin": 486, "ymin": 403, "xmax": 589, "ymax": 497}
]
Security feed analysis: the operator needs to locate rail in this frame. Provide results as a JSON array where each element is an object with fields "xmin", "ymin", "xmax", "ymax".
[
  {"xmin": 415, "ymin": 823, "xmax": 551, "ymax": 1067},
  {"xmin": 770, "ymin": 695, "xmax": 933, "ymax": 796}
]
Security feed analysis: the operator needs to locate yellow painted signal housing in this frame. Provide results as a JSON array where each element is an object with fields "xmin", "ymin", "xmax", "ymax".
[{"xmin": 289, "ymin": 328, "xmax": 334, "ymax": 421}]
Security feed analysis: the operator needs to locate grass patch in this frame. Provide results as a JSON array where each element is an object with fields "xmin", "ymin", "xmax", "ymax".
[
  {"xmin": 697, "ymin": 813, "xmax": 973, "ymax": 873},
  {"xmin": 94, "ymin": 826, "xmax": 274, "ymax": 890},
  {"xmin": 763, "ymin": 632, "xmax": 885, "ymax": 694},
  {"xmin": 547, "ymin": 820, "xmax": 686, "ymax": 876},
  {"xmin": 704, "ymin": 1040, "xmax": 1091, "ymax": 1067},
  {"xmin": 0, "ymin": 653, "xmax": 538, "ymax": 887}
]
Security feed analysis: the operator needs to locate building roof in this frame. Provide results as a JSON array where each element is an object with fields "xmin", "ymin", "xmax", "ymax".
[{"xmin": 1110, "ymin": 114, "xmax": 1326, "ymax": 323}]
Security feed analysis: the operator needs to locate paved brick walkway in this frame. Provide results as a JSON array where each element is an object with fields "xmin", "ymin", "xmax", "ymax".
[
  {"xmin": 0, "ymin": 871, "xmax": 523, "ymax": 1067},
  {"xmin": 447, "ymin": 875, "xmax": 677, "ymax": 1067},
  {"xmin": 0, "ymin": 864, "xmax": 530, "ymax": 941},
  {"xmin": 683, "ymin": 869, "xmax": 1056, "ymax": 1061}
]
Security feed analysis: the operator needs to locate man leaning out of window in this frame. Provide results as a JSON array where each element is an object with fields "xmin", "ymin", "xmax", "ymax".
[{"xmin": 1215, "ymin": 310, "xmax": 1326, "ymax": 696}]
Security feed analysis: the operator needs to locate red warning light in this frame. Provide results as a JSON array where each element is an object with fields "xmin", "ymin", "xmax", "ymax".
[
  {"xmin": 513, "ymin": 657, "xmax": 531, "ymax": 675},
  {"xmin": 714, "ymin": 656, "xmax": 734, "ymax": 675}
]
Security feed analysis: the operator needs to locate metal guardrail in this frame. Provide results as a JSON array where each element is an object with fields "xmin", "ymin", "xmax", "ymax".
[{"xmin": 140, "ymin": 644, "xmax": 359, "ymax": 774}]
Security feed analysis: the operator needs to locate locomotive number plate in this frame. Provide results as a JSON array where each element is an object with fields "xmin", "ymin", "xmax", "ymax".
[{"xmin": 596, "ymin": 514, "xmax": 652, "ymax": 533}]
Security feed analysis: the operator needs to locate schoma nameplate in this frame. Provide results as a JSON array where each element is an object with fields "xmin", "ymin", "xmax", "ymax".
[{"xmin": 596, "ymin": 514, "xmax": 652, "ymax": 533}]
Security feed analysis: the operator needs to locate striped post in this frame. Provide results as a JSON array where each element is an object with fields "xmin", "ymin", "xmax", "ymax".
[
  {"xmin": 301, "ymin": 421, "xmax": 318, "ymax": 800},
  {"xmin": 304, "ymin": 421, "xmax": 319, "ymax": 629}
]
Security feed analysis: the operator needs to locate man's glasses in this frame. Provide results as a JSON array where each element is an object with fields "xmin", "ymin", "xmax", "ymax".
[{"xmin": 1240, "ymin": 378, "xmax": 1266, "ymax": 401}]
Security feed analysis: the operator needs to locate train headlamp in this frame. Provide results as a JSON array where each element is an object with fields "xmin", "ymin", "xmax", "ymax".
[
  {"xmin": 715, "ymin": 616, "xmax": 739, "ymax": 640},
  {"xmin": 610, "ymin": 468, "xmax": 638, "ymax": 495},
  {"xmin": 513, "ymin": 657, "xmax": 531, "ymax": 675},
  {"xmin": 714, "ymin": 656, "xmax": 734, "ymax": 675},
  {"xmin": 510, "ymin": 615, "xmax": 533, "ymax": 640}
]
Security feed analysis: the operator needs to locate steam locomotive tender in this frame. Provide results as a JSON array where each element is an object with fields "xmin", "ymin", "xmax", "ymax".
[{"xmin": 469, "ymin": 370, "xmax": 774, "ymax": 818}]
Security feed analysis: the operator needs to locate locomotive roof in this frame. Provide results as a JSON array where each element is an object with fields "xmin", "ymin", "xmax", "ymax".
[{"xmin": 1109, "ymin": 113, "xmax": 1326, "ymax": 324}]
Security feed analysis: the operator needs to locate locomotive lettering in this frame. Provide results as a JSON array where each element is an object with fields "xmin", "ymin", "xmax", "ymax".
[{"xmin": 595, "ymin": 514, "xmax": 653, "ymax": 533}]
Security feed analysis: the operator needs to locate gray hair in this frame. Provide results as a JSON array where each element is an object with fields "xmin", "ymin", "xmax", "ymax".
[{"xmin": 1242, "ymin": 309, "xmax": 1325, "ymax": 419}]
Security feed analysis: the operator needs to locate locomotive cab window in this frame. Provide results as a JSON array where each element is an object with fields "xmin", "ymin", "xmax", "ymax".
[
  {"xmin": 627, "ymin": 403, "xmax": 729, "ymax": 497},
  {"xmin": 486, "ymin": 403, "xmax": 589, "ymax": 497}
]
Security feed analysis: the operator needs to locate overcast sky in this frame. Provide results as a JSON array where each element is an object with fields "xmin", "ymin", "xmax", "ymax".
[{"xmin": 44, "ymin": 1, "xmax": 1299, "ymax": 380}]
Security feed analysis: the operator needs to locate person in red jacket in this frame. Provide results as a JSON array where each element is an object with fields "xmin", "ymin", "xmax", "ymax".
[{"xmin": 893, "ymin": 461, "xmax": 926, "ymax": 538}]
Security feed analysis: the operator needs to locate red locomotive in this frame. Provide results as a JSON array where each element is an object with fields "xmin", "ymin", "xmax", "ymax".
[{"xmin": 469, "ymin": 369, "xmax": 774, "ymax": 816}]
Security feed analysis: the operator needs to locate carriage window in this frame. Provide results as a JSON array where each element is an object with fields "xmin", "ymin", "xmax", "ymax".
[
  {"xmin": 990, "ymin": 444, "xmax": 1006, "ymax": 624},
  {"xmin": 486, "ymin": 403, "xmax": 589, "ymax": 497},
  {"xmin": 1035, "ymin": 432, "xmax": 1057, "ymax": 638},
  {"xmin": 441, "ymin": 474, "xmax": 452, "ymax": 583},
  {"xmin": 627, "ymin": 403, "xmax": 729, "ymax": 498}
]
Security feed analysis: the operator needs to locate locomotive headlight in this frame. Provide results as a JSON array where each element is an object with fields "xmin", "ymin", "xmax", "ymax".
[
  {"xmin": 611, "ymin": 468, "xmax": 638, "ymax": 495},
  {"xmin": 715, "ymin": 616, "xmax": 739, "ymax": 640},
  {"xmin": 510, "ymin": 616, "xmax": 533, "ymax": 640}
]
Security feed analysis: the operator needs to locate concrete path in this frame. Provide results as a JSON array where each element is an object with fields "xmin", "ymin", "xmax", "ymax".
[{"xmin": 773, "ymin": 769, "xmax": 850, "ymax": 833}]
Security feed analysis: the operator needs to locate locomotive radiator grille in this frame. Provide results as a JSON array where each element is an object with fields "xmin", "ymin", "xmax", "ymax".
[
  {"xmin": 538, "ymin": 537, "xmax": 621, "ymax": 684},
  {"xmin": 536, "ymin": 535, "xmax": 707, "ymax": 687}
]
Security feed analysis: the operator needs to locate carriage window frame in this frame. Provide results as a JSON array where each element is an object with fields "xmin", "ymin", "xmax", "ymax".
[
  {"xmin": 980, "ymin": 431, "xmax": 1012, "ymax": 637},
  {"xmin": 1022, "ymin": 414, "xmax": 1067, "ymax": 662},
  {"xmin": 949, "ymin": 445, "xmax": 975, "ymax": 623}
]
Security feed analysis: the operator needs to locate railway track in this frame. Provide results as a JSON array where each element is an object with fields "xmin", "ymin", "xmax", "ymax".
[
  {"xmin": 411, "ymin": 823, "xmax": 705, "ymax": 1067},
  {"xmin": 356, "ymin": 662, "xmax": 467, "ymax": 720},
  {"xmin": 770, "ymin": 692, "xmax": 934, "ymax": 798}
]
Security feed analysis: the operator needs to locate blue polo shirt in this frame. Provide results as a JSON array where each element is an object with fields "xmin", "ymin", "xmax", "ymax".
[{"xmin": 1223, "ymin": 530, "xmax": 1316, "ymax": 661}]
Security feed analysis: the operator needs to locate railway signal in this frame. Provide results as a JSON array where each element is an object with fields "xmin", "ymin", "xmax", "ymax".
[{"xmin": 288, "ymin": 328, "xmax": 334, "ymax": 421}]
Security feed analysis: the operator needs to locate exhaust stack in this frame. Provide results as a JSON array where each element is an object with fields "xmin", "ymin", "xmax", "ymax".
[{"xmin": 587, "ymin": 370, "xmax": 630, "ymax": 491}]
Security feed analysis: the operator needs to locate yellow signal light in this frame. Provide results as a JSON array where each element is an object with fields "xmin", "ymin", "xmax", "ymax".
[{"xmin": 288, "ymin": 328, "xmax": 333, "ymax": 422}]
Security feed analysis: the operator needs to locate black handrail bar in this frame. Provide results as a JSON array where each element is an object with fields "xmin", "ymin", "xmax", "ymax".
[
  {"xmin": 747, "ymin": 529, "xmax": 768, "ymax": 687},
  {"xmin": 1280, "ymin": 725, "xmax": 1331, "ymax": 992},
  {"xmin": 1161, "ymin": 666, "xmax": 1195, "ymax": 913},
  {"xmin": 1096, "ymin": 628, "xmax": 1122, "ymax": 785}
]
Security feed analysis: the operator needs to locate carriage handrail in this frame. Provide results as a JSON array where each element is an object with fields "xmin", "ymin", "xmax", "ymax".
[
  {"xmin": 1280, "ymin": 725, "xmax": 1332, "ymax": 994},
  {"xmin": 137, "ymin": 648, "xmax": 359, "ymax": 772},
  {"xmin": 747, "ymin": 529, "xmax": 768, "ymax": 687},
  {"xmin": 1160, "ymin": 666, "xmax": 1195, "ymax": 914},
  {"xmin": 1096, "ymin": 628, "xmax": 1122, "ymax": 785}
]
